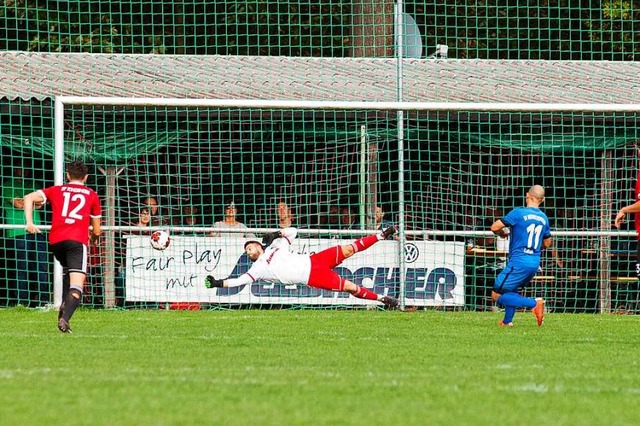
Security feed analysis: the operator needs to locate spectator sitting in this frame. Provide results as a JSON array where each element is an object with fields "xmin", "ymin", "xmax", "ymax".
[
  {"xmin": 277, "ymin": 201, "xmax": 294, "ymax": 228},
  {"xmin": 319, "ymin": 204, "xmax": 341, "ymax": 229},
  {"xmin": 375, "ymin": 205, "xmax": 395, "ymax": 240},
  {"xmin": 114, "ymin": 207, "xmax": 152, "ymax": 307},
  {"xmin": 315, "ymin": 203, "xmax": 340, "ymax": 238},
  {"xmin": 210, "ymin": 201, "xmax": 255, "ymax": 238},
  {"xmin": 175, "ymin": 204, "xmax": 200, "ymax": 235},
  {"xmin": 479, "ymin": 206, "xmax": 502, "ymax": 248},
  {"xmin": 143, "ymin": 196, "xmax": 169, "ymax": 226},
  {"xmin": 340, "ymin": 205, "xmax": 359, "ymax": 230},
  {"xmin": 2, "ymin": 166, "xmax": 50, "ymax": 307},
  {"xmin": 463, "ymin": 214, "xmax": 478, "ymax": 250}
]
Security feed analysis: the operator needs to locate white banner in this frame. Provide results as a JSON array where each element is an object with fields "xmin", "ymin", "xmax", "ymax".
[{"xmin": 124, "ymin": 235, "xmax": 466, "ymax": 306}]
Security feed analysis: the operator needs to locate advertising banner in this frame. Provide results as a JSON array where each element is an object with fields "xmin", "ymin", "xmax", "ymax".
[{"xmin": 124, "ymin": 236, "xmax": 465, "ymax": 306}]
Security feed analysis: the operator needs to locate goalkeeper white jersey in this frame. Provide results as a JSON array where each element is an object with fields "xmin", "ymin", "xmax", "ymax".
[{"xmin": 226, "ymin": 227, "xmax": 312, "ymax": 286}]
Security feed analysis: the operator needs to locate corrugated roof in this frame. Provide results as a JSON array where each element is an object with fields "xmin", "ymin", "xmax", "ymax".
[{"xmin": 1, "ymin": 51, "xmax": 639, "ymax": 104}]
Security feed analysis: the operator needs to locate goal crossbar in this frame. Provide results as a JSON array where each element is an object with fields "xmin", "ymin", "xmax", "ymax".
[{"xmin": 56, "ymin": 97, "xmax": 640, "ymax": 112}]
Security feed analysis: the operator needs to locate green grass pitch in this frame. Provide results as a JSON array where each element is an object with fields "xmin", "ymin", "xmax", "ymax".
[{"xmin": 1, "ymin": 308, "xmax": 639, "ymax": 426}]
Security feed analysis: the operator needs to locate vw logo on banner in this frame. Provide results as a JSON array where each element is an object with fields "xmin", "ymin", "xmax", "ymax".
[{"xmin": 404, "ymin": 242, "xmax": 419, "ymax": 263}]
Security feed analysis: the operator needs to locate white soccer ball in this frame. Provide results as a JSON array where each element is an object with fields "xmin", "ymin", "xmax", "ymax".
[{"xmin": 150, "ymin": 230, "xmax": 171, "ymax": 251}]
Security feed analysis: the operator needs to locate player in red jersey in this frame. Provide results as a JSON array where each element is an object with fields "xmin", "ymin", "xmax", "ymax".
[
  {"xmin": 23, "ymin": 160, "xmax": 102, "ymax": 333},
  {"xmin": 614, "ymin": 150, "xmax": 640, "ymax": 281},
  {"xmin": 204, "ymin": 226, "xmax": 399, "ymax": 309}
]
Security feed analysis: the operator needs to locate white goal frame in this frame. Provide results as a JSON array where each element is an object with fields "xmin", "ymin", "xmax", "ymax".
[{"xmin": 54, "ymin": 97, "xmax": 640, "ymax": 311}]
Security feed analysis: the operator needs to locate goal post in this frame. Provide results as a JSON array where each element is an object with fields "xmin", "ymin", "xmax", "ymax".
[{"xmin": 46, "ymin": 96, "xmax": 640, "ymax": 313}]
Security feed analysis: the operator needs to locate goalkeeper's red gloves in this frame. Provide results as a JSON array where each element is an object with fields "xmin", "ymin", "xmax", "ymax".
[{"xmin": 205, "ymin": 275, "xmax": 224, "ymax": 288}]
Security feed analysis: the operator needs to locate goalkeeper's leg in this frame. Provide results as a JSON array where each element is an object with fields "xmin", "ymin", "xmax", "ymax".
[
  {"xmin": 347, "ymin": 226, "xmax": 396, "ymax": 258},
  {"xmin": 310, "ymin": 227, "xmax": 397, "ymax": 270},
  {"xmin": 344, "ymin": 280, "xmax": 398, "ymax": 309},
  {"xmin": 307, "ymin": 268, "xmax": 399, "ymax": 309}
]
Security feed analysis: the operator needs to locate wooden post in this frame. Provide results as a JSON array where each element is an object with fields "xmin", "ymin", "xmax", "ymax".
[{"xmin": 599, "ymin": 151, "xmax": 613, "ymax": 313}]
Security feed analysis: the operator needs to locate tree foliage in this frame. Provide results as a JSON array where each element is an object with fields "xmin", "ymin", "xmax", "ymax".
[
  {"xmin": 411, "ymin": 0, "xmax": 640, "ymax": 60},
  {"xmin": 1, "ymin": 0, "xmax": 639, "ymax": 59},
  {"xmin": 0, "ymin": 1, "xmax": 350, "ymax": 56}
]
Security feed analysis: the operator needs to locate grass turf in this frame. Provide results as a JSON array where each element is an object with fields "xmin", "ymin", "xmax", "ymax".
[{"xmin": 0, "ymin": 308, "xmax": 639, "ymax": 426}]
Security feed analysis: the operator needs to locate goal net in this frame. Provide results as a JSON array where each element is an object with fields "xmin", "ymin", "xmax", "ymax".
[{"xmin": 1, "ymin": 97, "xmax": 639, "ymax": 314}]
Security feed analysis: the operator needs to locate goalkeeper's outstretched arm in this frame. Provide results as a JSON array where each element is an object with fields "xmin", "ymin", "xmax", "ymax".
[
  {"xmin": 262, "ymin": 227, "xmax": 298, "ymax": 247},
  {"xmin": 205, "ymin": 273, "xmax": 253, "ymax": 289},
  {"xmin": 280, "ymin": 227, "xmax": 297, "ymax": 242},
  {"xmin": 261, "ymin": 230, "xmax": 282, "ymax": 246}
]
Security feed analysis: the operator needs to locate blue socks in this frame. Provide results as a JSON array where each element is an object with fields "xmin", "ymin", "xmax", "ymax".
[{"xmin": 497, "ymin": 292, "xmax": 537, "ymax": 323}]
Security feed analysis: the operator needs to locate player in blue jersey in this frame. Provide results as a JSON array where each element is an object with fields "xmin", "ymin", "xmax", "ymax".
[{"xmin": 489, "ymin": 185, "xmax": 552, "ymax": 327}]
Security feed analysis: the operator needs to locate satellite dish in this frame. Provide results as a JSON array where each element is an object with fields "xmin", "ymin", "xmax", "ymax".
[{"xmin": 395, "ymin": 12, "xmax": 423, "ymax": 59}]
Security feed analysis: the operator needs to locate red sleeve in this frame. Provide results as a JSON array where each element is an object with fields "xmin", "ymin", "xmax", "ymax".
[{"xmin": 41, "ymin": 186, "xmax": 55, "ymax": 203}]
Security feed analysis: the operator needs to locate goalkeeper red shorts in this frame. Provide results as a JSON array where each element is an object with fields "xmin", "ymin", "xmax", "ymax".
[{"xmin": 307, "ymin": 245, "xmax": 347, "ymax": 291}]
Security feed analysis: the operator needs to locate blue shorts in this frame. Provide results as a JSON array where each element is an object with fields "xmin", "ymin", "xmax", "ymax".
[{"xmin": 493, "ymin": 263, "xmax": 539, "ymax": 294}]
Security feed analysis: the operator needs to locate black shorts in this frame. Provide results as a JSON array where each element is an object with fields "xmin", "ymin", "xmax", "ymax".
[{"xmin": 50, "ymin": 241, "xmax": 88, "ymax": 275}]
